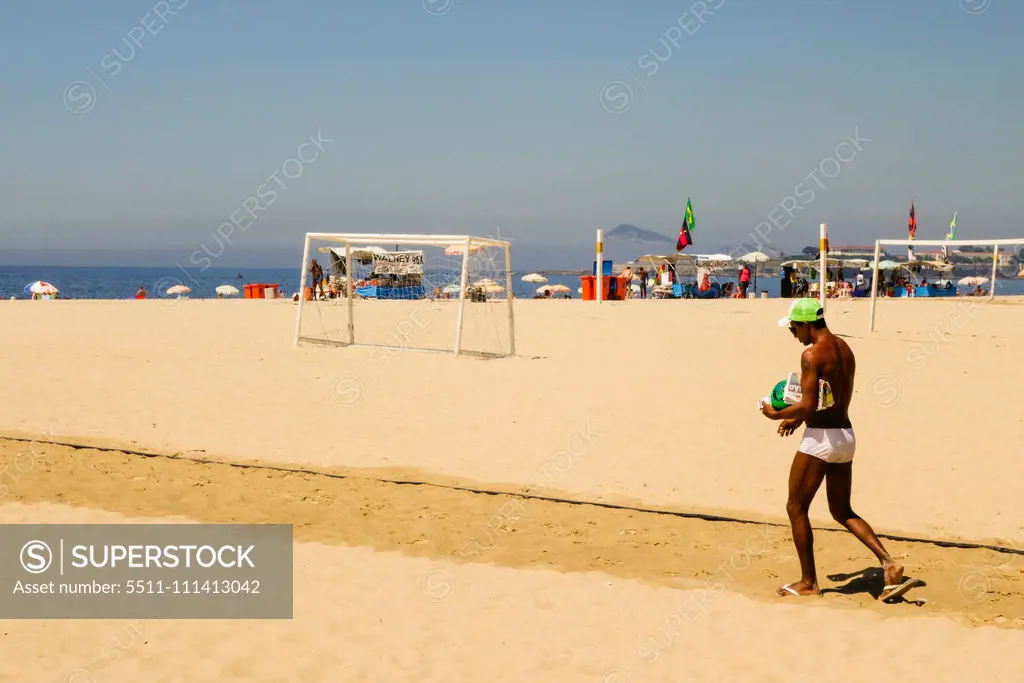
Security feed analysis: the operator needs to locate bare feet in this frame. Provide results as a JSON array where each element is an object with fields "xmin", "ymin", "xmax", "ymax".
[{"xmin": 777, "ymin": 580, "xmax": 820, "ymax": 597}]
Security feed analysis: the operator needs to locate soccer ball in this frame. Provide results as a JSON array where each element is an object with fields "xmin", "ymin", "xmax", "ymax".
[{"xmin": 769, "ymin": 380, "xmax": 790, "ymax": 410}]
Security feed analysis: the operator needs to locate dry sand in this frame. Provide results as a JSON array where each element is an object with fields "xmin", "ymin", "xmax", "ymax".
[
  {"xmin": 1, "ymin": 297, "xmax": 1021, "ymax": 543},
  {"xmin": 1, "ymin": 297, "xmax": 1023, "ymax": 681}
]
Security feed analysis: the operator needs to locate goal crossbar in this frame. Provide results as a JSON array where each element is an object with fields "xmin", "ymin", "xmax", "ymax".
[
  {"xmin": 868, "ymin": 237, "xmax": 1024, "ymax": 332},
  {"xmin": 304, "ymin": 233, "xmax": 511, "ymax": 248},
  {"xmin": 294, "ymin": 232, "xmax": 516, "ymax": 357}
]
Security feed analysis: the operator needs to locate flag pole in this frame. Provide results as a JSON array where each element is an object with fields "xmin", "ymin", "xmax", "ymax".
[{"xmin": 819, "ymin": 223, "xmax": 828, "ymax": 310}]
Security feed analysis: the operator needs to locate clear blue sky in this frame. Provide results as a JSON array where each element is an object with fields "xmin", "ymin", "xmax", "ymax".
[{"xmin": 1, "ymin": 0, "xmax": 1020, "ymax": 261}]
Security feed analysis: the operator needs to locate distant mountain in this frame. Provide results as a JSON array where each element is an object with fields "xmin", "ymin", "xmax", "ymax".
[{"xmin": 605, "ymin": 224, "xmax": 674, "ymax": 245}]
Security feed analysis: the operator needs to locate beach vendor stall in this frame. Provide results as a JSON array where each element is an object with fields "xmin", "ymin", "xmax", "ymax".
[
  {"xmin": 869, "ymin": 259, "xmax": 957, "ymax": 297},
  {"xmin": 629, "ymin": 253, "xmax": 735, "ymax": 298},
  {"xmin": 780, "ymin": 258, "xmax": 869, "ymax": 298},
  {"xmin": 321, "ymin": 245, "xmax": 427, "ymax": 299},
  {"xmin": 357, "ymin": 250, "xmax": 426, "ymax": 299}
]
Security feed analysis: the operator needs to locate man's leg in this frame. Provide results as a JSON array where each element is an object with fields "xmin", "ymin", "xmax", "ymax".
[
  {"xmin": 780, "ymin": 451, "xmax": 828, "ymax": 596},
  {"xmin": 825, "ymin": 463, "xmax": 905, "ymax": 589}
]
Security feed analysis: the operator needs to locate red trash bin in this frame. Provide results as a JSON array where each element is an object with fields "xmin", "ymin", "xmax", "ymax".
[{"xmin": 580, "ymin": 275, "xmax": 596, "ymax": 300}]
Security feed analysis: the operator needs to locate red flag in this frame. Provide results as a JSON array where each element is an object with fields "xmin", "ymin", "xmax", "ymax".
[
  {"xmin": 676, "ymin": 198, "xmax": 695, "ymax": 251},
  {"xmin": 908, "ymin": 201, "xmax": 917, "ymax": 239},
  {"xmin": 676, "ymin": 221, "xmax": 692, "ymax": 251}
]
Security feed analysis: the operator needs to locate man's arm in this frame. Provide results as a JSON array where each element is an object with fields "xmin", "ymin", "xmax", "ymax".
[{"xmin": 765, "ymin": 349, "xmax": 819, "ymax": 421}]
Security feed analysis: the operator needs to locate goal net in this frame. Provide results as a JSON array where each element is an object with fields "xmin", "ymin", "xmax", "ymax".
[
  {"xmin": 867, "ymin": 237, "xmax": 1024, "ymax": 331},
  {"xmin": 294, "ymin": 233, "xmax": 516, "ymax": 357}
]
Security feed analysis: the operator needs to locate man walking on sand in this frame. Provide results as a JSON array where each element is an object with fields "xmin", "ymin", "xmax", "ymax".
[{"xmin": 760, "ymin": 298, "xmax": 920, "ymax": 602}]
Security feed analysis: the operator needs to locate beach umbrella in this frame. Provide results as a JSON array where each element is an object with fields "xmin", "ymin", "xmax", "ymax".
[
  {"xmin": 166, "ymin": 284, "xmax": 191, "ymax": 296},
  {"xmin": 473, "ymin": 278, "xmax": 504, "ymax": 294},
  {"xmin": 739, "ymin": 251, "xmax": 770, "ymax": 291},
  {"xmin": 958, "ymin": 276, "xmax": 988, "ymax": 286},
  {"xmin": 442, "ymin": 283, "xmax": 462, "ymax": 295},
  {"xmin": 522, "ymin": 273, "xmax": 547, "ymax": 284},
  {"xmin": 445, "ymin": 243, "xmax": 483, "ymax": 256},
  {"xmin": 548, "ymin": 284, "xmax": 570, "ymax": 294},
  {"xmin": 24, "ymin": 281, "xmax": 58, "ymax": 295},
  {"xmin": 215, "ymin": 284, "xmax": 240, "ymax": 296},
  {"xmin": 739, "ymin": 251, "xmax": 770, "ymax": 263}
]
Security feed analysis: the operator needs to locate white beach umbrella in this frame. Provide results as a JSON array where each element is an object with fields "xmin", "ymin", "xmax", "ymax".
[
  {"xmin": 739, "ymin": 251, "xmax": 771, "ymax": 290},
  {"xmin": 473, "ymin": 278, "xmax": 504, "ymax": 294},
  {"xmin": 547, "ymin": 283, "xmax": 570, "ymax": 294},
  {"xmin": 166, "ymin": 284, "xmax": 191, "ymax": 296},
  {"xmin": 215, "ymin": 284, "xmax": 240, "ymax": 296},
  {"xmin": 521, "ymin": 273, "xmax": 548, "ymax": 284},
  {"xmin": 738, "ymin": 251, "xmax": 770, "ymax": 263},
  {"xmin": 958, "ymin": 276, "xmax": 988, "ymax": 286},
  {"xmin": 445, "ymin": 243, "xmax": 483, "ymax": 256}
]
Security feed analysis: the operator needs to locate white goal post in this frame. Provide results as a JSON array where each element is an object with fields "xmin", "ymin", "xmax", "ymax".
[
  {"xmin": 868, "ymin": 237, "xmax": 1024, "ymax": 332},
  {"xmin": 294, "ymin": 233, "xmax": 516, "ymax": 357}
]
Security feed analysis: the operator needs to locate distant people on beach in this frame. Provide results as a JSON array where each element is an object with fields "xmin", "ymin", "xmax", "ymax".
[
  {"xmin": 620, "ymin": 266, "xmax": 634, "ymax": 299},
  {"xmin": 136, "ymin": 286, "xmax": 147, "ymax": 299},
  {"xmin": 738, "ymin": 264, "xmax": 751, "ymax": 298},
  {"xmin": 636, "ymin": 267, "xmax": 648, "ymax": 299},
  {"xmin": 309, "ymin": 258, "xmax": 325, "ymax": 299}
]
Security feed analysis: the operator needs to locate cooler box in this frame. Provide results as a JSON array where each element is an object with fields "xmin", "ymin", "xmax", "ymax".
[
  {"xmin": 265, "ymin": 284, "xmax": 278, "ymax": 299},
  {"xmin": 580, "ymin": 275, "xmax": 596, "ymax": 300},
  {"xmin": 252, "ymin": 284, "xmax": 265, "ymax": 299},
  {"xmin": 606, "ymin": 276, "xmax": 629, "ymax": 300},
  {"xmin": 581, "ymin": 275, "xmax": 629, "ymax": 301},
  {"xmin": 243, "ymin": 284, "xmax": 253, "ymax": 299}
]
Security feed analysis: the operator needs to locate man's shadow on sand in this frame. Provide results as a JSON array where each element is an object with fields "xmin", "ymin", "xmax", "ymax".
[{"xmin": 823, "ymin": 567, "xmax": 927, "ymax": 602}]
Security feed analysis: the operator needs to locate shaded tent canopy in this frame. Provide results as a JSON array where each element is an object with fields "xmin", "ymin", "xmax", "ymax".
[
  {"xmin": 319, "ymin": 245, "xmax": 389, "ymax": 263},
  {"xmin": 781, "ymin": 258, "xmax": 871, "ymax": 268},
  {"xmin": 630, "ymin": 253, "xmax": 735, "ymax": 269}
]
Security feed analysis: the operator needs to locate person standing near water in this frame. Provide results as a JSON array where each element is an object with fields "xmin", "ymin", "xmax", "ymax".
[
  {"xmin": 310, "ymin": 258, "xmax": 325, "ymax": 299},
  {"xmin": 136, "ymin": 286, "xmax": 147, "ymax": 299},
  {"xmin": 738, "ymin": 264, "xmax": 751, "ymax": 298},
  {"xmin": 760, "ymin": 299, "xmax": 920, "ymax": 602}
]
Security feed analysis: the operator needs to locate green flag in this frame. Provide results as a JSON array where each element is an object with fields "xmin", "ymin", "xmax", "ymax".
[{"xmin": 947, "ymin": 211, "xmax": 957, "ymax": 240}]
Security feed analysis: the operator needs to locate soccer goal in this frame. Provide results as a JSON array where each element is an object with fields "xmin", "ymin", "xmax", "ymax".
[
  {"xmin": 867, "ymin": 237, "xmax": 1024, "ymax": 332},
  {"xmin": 294, "ymin": 233, "xmax": 516, "ymax": 357}
]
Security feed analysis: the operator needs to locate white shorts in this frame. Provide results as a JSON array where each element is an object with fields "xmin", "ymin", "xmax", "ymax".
[{"xmin": 798, "ymin": 427, "xmax": 856, "ymax": 464}]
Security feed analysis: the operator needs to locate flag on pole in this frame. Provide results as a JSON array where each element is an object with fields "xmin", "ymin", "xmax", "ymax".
[
  {"xmin": 907, "ymin": 201, "xmax": 917, "ymax": 261},
  {"xmin": 676, "ymin": 198, "xmax": 694, "ymax": 251},
  {"xmin": 941, "ymin": 210, "xmax": 957, "ymax": 261}
]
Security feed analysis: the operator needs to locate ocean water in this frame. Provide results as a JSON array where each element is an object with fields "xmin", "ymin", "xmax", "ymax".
[{"xmin": 2, "ymin": 265, "xmax": 1023, "ymax": 300}]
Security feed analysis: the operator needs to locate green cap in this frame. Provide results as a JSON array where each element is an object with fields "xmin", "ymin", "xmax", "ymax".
[{"xmin": 778, "ymin": 298, "xmax": 824, "ymax": 327}]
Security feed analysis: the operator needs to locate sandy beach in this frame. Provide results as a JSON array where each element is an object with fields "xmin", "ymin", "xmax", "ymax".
[{"xmin": 1, "ymin": 297, "xmax": 1023, "ymax": 681}]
